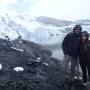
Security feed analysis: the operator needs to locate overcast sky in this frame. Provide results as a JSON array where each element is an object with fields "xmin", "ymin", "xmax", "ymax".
[{"xmin": 0, "ymin": 0, "xmax": 90, "ymax": 21}]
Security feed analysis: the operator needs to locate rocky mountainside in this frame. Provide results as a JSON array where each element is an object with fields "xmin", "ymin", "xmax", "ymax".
[
  {"xmin": 0, "ymin": 38, "xmax": 64, "ymax": 90},
  {"xmin": 0, "ymin": 38, "xmax": 88, "ymax": 90},
  {"xmin": 0, "ymin": 14, "xmax": 89, "ymax": 90}
]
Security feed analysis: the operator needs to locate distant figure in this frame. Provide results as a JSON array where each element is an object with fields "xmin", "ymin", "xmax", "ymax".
[
  {"xmin": 79, "ymin": 31, "xmax": 90, "ymax": 86},
  {"xmin": 62, "ymin": 25, "xmax": 82, "ymax": 82}
]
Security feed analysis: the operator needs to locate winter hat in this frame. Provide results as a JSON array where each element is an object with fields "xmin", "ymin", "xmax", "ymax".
[{"xmin": 73, "ymin": 24, "xmax": 82, "ymax": 32}]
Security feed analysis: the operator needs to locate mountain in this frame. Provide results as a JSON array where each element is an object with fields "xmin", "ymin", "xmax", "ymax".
[
  {"xmin": 0, "ymin": 14, "xmax": 66, "ymax": 44},
  {"xmin": 0, "ymin": 37, "xmax": 64, "ymax": 90},
  {"xmin": 0, "ymin": 14, "xmax": 36, "ymax": 40},
  {"xmin": 0, "ymin": 14, "xmax": 90, "ymax": 45},
  {"xmin": 75, "ymin": 19, "xmax": 90, "ymax": 25},
  {"xmin": 0, "ymin": 38, "xmax": 87, "ymax": 90},
  {"xmin": 0, "ymin": 14, "xmax": 90, "ymax": 90},
  {"xmin": 36, "ymin": 16, "xmax": 72, "ymax": 27}
]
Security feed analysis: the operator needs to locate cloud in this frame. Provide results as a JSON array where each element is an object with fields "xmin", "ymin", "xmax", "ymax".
[
  {"xmin": 0, "ymin": 0, "xmax": 17, "ymax": 14},
  {"xmin": 0, "ymin": 0, "xmax": 36, "ymax": 14},
  {"xmin": 0, "ymin": 0, "xmax": 90, "ymax": 20},
  {"xmin": 30, "ymin": 0, "xmax": 90, "ymax": 20}
]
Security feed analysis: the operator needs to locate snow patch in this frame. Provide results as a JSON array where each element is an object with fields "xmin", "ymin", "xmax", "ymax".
[
  {"xmin": 11, "ymin": 47, "xmax": 23, "ymax": 52},
  {"xmin": 14, "ymin": 67, "xmax": 24, "ymax": 72},
  {"xmin": 37, "ymin": 57, "xmax": 41, "ymax": 60},
  {"xmin": 43, "ymin": 63, "xmax": 49, "ymax": 66},
  {"xmin": 0, "ymin": 63, "xmax": 2, "ymax": 70},
  {"xmin": 36, "ymin": 59, "xmax": 40, "ymax": 63}
]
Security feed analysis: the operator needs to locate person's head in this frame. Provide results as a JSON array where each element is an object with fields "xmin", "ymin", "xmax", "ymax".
[
  {"xmin": 73, "ymin": 25, "xmax": 82, "ymax": 34},
  {"xmin": 80, "ymin": 31, "xmax": 89, "ymax": 42}
]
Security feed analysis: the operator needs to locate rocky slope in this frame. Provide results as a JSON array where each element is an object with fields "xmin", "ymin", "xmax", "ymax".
[
  {"xmin": 0, "ymin": 38, "xmax": 64, "ymax": 90},
  {"xmin": 0, "ymin": 37, "xmax": 88, "ymax": 90}
]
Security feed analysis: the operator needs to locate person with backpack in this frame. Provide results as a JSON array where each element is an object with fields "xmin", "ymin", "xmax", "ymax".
[
  {"xmin": 61, "ymin": 25, "xmax": 82, "ymax": 82},
  {"xmin": 79, "ymin": 31, "xmax": 90, "ymax": 86}
]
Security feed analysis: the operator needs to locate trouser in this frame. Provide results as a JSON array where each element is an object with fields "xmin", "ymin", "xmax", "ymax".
[
  {"xmin": 61, "ymin": 55, "xmax": 78, "ymax": 81},
  {"xmin": 79, "ymin": 60, "xmax": 90, "ymax": 83}
]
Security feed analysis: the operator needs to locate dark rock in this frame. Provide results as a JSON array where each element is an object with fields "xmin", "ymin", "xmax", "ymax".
[
  {"xmin": 0, "ymin": 38, "xmax": 85, "ymax": 90},
  {"xmin": 0, "ymin": 39, "xmax": 63, "ymax": 90}
]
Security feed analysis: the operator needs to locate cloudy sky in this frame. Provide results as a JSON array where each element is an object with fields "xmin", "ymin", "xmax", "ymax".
[{"xmin": 0, "ymin": 0, "xmax": 90, "ymax": 21}]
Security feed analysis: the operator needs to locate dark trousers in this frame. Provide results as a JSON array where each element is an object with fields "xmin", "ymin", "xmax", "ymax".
[{"xmin": 79, "ymin": 60, "xmax": 90, "ymax": 83}]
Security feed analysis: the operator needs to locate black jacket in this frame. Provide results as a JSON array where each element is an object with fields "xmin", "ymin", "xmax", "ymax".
[
  {"xmin": 62, "ymin": 32, "xmax": 80, "ymax": 57},
  {"xmin": 79, "ymin": 40, "xmax": 90, "ymax": 63}
]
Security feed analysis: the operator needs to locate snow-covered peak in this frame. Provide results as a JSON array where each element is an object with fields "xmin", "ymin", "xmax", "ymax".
[
  {"xmin": 0, "ymin": 14, "xmax": 90, "ymax": 44},
  {"xmin": 0, "ymin": 14, "xmax": 63, "ymax": 44},
  {"xmin": 0, "ymin": 14, "xmax": 38, "ymax": 40}
]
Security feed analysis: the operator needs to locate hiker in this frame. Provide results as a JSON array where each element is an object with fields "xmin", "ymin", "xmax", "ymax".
[
  {"xmin": 79, "ymin": 31, "xmax": 90, "ymax": 86},
  {"xmin": 61, "ymin": 25, "xmax": 82, "ymax": 82}
]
